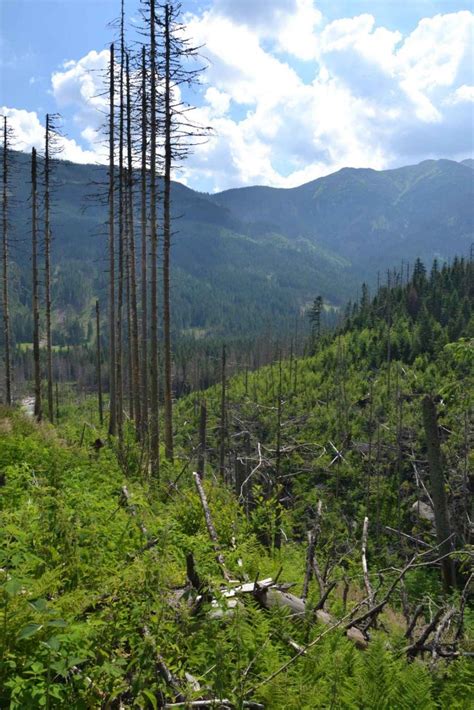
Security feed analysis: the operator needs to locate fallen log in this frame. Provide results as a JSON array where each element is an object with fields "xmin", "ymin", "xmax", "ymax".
[
  {"xmin": 361, "ymin": 517, "xmax": 374, "ymax": 607},
  {"xmin": 163, "ymin": 702, "xmax": 264, "ymax": 709},
  {"xmin": 193, "ymin": 472, "xmax": 232, "ymax": 582},
  {"xmin": 120, "ymin": 485, "xmax": 148, "ymax": 537},
  {"xmin": 142, "ymin": 626, "xmax": 185, "ymax": 704},
  {"xmin": 249, "ymin": 579, "xmax": 368, "ymax": 648}
]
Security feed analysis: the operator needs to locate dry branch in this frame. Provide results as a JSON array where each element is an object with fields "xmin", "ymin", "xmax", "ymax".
[
  {"xmin": 361, "ymin": 517, "xmax": 374, "ymax": 606},
  {"xmin": 193, "ymin": 472, "xmax": 232, "ymax": 581}
]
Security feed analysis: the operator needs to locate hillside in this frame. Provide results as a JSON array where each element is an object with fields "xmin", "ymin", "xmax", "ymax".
[
  {"xmin": 4, "ymin": 151, "xmax": 473, "ymax": 343},
  {"xmin": 214, "ymin": 160, "xmax": 474, "ymax": 271},
  {"xmin": 1, "ymin": 256, "xmax": 472, "ymax": 708}
]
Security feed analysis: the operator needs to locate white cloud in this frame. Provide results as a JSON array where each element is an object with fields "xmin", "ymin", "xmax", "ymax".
[
  {"xmin": 2, "ymin": 48, "xmax": 109, "ymax": 164},
  {"xmin": 5, "ymin": 3, "xmax": 473, "ymax": 189},
  {"xmin": 204, "ymin": 87, "xmax": 231, "ymax": 117},
  {"xmin": 276, "ymin": 0, "xmax": 322, "ymax": 61},
  {"xmin": 0, "ymin": 106, "xmax": 100, "ymax": 164},
  {"xmin": 52, "ymin": 50, "xmax": 108, "ymax": 110},
  {"xmin": 210, "ymin": 0, "xmax": 315, "ymax": 34},
  {"xmin": 51, "ymin": 49, "xmax": 109, "ymax": 158},
  {"xmin": 179, "ymin": 5, "xmax": 474, "ymax": 190},
  {"xmin": 445, "ymin": 84, "xmax": 474, "ymax": 105}
]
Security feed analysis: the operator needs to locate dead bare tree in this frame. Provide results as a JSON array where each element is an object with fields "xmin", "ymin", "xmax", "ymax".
[
  {"xmin": 149, "ymin": 0, "xmax": 160, "ymax": 477},
  {"xmin": 125, "ymin": 51, "xmax": 141, "ymax": 438},
  {"xmin": 140, "ymin": 45, "xmax": 149, "ymax": 440},
  {"xmin": 219, "ymin": 344, "xmax": 227, "ymax": 478},
  {"xmin": 43, "ymin": 113, "xmax": 62, "ymax": 422},
  {"xmin": 421, "ymin": 394, "xmax": 456, "ymax": 592},
  {"xmin": 96, "ymin": 299, "xmax": 104, "ymax": 426},
  {"xmin": 197, "ymin": 399, "xmax": 207, "ymax": 478},
  {"xmin": 116, "ymin": 0, "xmax": 126, "ymax": 444},
  {"xmin": 31, "ymin": 147, "xmax": 42, "ymax": 420},
  {"xmin": 162, "ymin": 1, "xmax": 174, "ymax": 462},
  {"xmin": 108, "ymin": 42, "xmax": 117, "ymax": 438},
  {"xmin": 156, "ymin": 1, "xmax": 212, "ymax": 461},
  {"xmin": 1, "ymin": 116, "xmax": 12, "ymax": 405}
]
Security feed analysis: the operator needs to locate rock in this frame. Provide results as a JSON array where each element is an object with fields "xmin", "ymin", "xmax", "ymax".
[
  {"xmin": 347, "ymin": 626, "xmax": 368, "ymax": 649},
  {"xmin": 411, "ymin": 501, "xmax": 435, "ymax": 522}
]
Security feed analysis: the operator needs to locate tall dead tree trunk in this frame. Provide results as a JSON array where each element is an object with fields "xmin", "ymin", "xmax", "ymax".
[
  {"xmin": 44, "ymin": 113, "xmax": 54, "ymax": 422},
  {"xmin": 116, "ymin": 0, "xmax": 125, "ymax": 443},
  {"xmin": 149, "ymin": 0, "xmax": 160, "ymax": 477},
  {"xmin": 96, "ymin": 299, "xmax": 103, "ymax": 426},
  {"xmin": 31, "ymin": 147, "xmax": 42, "ymax": 420},
  {"xmin": 421, "ymin": 395, "xmax": 456, "ymax": 593},
  {"xmin": 125, "ymin": 190, "xmax": 133, "ymax": 420},
  {"xmin": 274, "ymin": 355, "xmax": 283, "ymax": 550},
  {"xmin": 2, "ymin": 116, "xmax": 12, "ymax": 405},
  {"xmin": 140, "ymin": 46, "xmax": 148, "ymax": 439},
  {"xmin": 108, "ymin": 43, "xmax": 117, "ymax": 437},
  {"xmin": 386, "ymin": 270, "xmax": 392, "ymax": 398},
  {"xmin": 162, "ymin": 2, "xmax": 174, "ymax": 462},
  {"xmin": 156, "ymin": 0, "xmax": 210, "ymax": 457},
  {"xmin": 366, "ymin": 379, "xmax": 374, "ymax": 513},
  {"xmin": 197, "ymin": 399, "xmax": 207, "ymax": 478},
  {"xmin": 126, "ymin": 52, "xmax": 141, "ymax": 438},
  {"xmin": 219, "ymin": 344, "xmax": 227, "ymax": 478}
]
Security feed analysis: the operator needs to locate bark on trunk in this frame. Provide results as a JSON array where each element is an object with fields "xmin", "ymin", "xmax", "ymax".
[
  {"xmin": 125, "ymin": 52, "xmax": 141, "ymax": 438},
  {"xmin": 140, "ymin": 46, "xmax": 149, "ymax": 439},
  {"xmin": 116, "ymin": 1, "xmax": 125, "ymax": 443},
  {"xmin": 31, "ymin": 148, "xmax": 42, "ymax": 420},
  {"xmin": 421, "ymin": 395, "xmax": 456, "ymax": 593},
  {"xmin": 2, "ymin": 117, "xmax": 12, "ymax": 405},
  {"xmin": 193, "ymin": 472, "xmax": 231, "ymax": 581},
  {"xmin": 96, "ymin": 299, "xmax": 103, "ymax": 425},
  {"xmin": 163, "ymin": 3, "xmax": 174, "ymax": 461},
  {"xmin": 219, "ymin": 344, "xmax": 226, "ymax": 478},
  {"xmin": 149, "ymin": 0, "xmax": 160, "ymax": 477},
  {"xmin": 44, "ymin": 114, "xmax": 54, "ymax": 422},
  {"xmin": 197, "ymin": 399, "xmax": 206, "ymax": 478},
  {"xmin": 108, "ymin": 43, "xmax": 117, "ymax": 437}
]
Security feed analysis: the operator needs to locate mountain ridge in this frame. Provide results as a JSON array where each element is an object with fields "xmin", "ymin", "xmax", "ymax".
[{"xmin": 3, "ymin": 150, "xmax": 473, "ymax": 342}]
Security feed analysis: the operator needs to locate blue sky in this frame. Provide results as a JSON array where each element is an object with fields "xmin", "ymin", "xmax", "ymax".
[{"xmin": 1, "ymin": 0, "xmax": 473, "ymax": 191}]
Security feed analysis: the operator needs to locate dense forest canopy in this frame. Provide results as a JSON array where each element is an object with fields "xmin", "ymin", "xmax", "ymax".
[{"xmin": 0, "ymin": 150, "xmax": 472, "ymax": 347}]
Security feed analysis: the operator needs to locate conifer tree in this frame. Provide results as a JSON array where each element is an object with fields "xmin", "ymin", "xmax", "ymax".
[{"xmin": 309, "ymin": 295, "xmax": 323, "ymax": 345}]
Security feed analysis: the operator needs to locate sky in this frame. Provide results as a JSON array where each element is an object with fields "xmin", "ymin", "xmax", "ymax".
[{"xmin": 1, "ymin": 0, "xmax": 473, "ymax": 192}]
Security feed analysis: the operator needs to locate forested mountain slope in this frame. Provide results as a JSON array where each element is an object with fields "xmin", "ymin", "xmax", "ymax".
[
  {"xmin": 4, "ymin": 150, "xmax": 473, "ymax": 342},
  {"xmin": 2, "ymin": 256, "xmax": 472, "ymax": 708},
  {"xmin": 176, "ymin": 256, "xmax": 473, "ymax": 552},
  {"xmin": 214, "ymin": 160, "xmax": 473, "ymax": 271}
]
